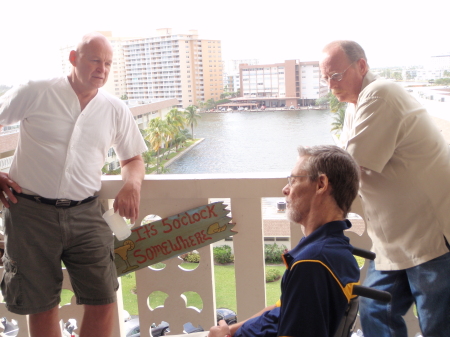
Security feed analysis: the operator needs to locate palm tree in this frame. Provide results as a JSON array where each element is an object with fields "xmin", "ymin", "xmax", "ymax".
[
  {"xmin": 331, "ymin": 108, "xmax": 346, "ymax": 135},
  {"xmin": 173, "ymin": 129, "xmax": 190, "ymax": 152},
  {"xmin": 145, "ymin": 118, "xmax": 169, "ymax": 173},
  {"xmin": 165, "ymin": 108, "xmax": 187, "ymax": 159},
  {"xmin": 316, "ymin": 92, "xmax": 347, "ymax": 135},
  {"xmin": 184, "ymin": 105, "xmax": 201, "ymax": 139}
]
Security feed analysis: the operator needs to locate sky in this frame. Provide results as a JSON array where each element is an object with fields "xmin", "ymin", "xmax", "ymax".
[{"xmin": 1, "ymin": 0, "xmax": 449, "ymax": 85}]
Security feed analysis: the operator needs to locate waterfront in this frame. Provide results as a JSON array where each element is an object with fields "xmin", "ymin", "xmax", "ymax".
[{"xmin": 167, "ymin": 109, "xmax": 334, "ymax": 174}]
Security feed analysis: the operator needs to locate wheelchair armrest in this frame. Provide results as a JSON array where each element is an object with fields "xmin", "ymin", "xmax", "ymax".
[
  {"xmin": 352, "ymin": 247, "xmax": 376, "ymax": 260},
  {"xmin": 353, "ymin": 285, "xmax": 392, "ymax": 303}
]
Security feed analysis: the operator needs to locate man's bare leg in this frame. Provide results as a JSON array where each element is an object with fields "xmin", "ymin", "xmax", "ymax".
[
  {"xmin": 79, "ymin": 303, "xmax": 115, "ymax": 337},
  {"xmin": 29, "ymin": 306, "xmax": 62, "ymax": 337}
]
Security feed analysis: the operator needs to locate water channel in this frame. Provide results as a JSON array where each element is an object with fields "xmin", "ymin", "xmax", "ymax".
[{"xmin": 167, "ymin": 109, "xmax": 335, "ymax": 174}]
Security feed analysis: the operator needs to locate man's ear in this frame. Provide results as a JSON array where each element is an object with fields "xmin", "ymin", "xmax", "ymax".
[
  {"xmin": 357, "ymin": 58, "xmax": 369, "ymax": 76},
  {"xmin": 316, "ymin": 174, "xmax": 329, "ymax": 194},
  {"xmin": 69, "ymin": 50, "xmax": 77, "ymax": 67}
]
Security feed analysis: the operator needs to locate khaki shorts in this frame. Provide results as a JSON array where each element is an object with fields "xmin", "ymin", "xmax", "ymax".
[{"xmin": 1, "ymin": 196, "xmax": 118, "ymax": 315}]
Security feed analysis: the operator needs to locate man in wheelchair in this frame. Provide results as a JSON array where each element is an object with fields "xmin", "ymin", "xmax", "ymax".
[{"xmin": 209, "ymin": 145, "xmax": 361, "ymax": 337}]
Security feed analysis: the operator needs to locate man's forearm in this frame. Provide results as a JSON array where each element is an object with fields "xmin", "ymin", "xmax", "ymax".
[
  {"xmin": 120, "ymin": 155, "xmax": 145, "ymax": 187},
  {"xmin": 114, "ymin": 155, "xmax": 145, "ymax": 222},
  {"xmin": 229, "ymin": 304, "xmax": 277, "ymax": 336}
]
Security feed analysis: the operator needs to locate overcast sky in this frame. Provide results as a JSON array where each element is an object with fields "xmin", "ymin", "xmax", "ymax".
[{"xmin": 1, "ymin": 0, "xmax": 448, "ymax": 85}]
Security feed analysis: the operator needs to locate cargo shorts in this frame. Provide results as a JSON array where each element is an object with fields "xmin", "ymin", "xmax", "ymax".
[{"xmin": 1, "ymin": 196, "xmax": 119, "ymax": 315}]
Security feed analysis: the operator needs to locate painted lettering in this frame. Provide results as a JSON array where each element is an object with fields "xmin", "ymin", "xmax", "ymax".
[
  {"xmin": 134, "ymin": 249, "xmax": 147, "ymax": 264},
  {"xmin": 200, "ymin": 209, "xmax": 208, "ymax": 219},
  {"xmin": 186, "ymin": 212, "xmax": 195, "ymax": 224},
  {"xmin": 143, "ymin": 224, "xmax": 157, "ymax": 238},
  {"xmin": 168, "ymin": 238, "xmax": 182, "ymax": 252},
  {"xmin": 176, "ymin": 235, "xmax": 192, "ymax": 250},
  {"xmin": 193, "ymin": 213, "xmax": 201, "ymax": 222},
  {"xmin": 207, "ymin": 204, "xmax": 218, "ymax": 218},
  {"xmin": 133, "ymin": 227, "xmax": 147, "ymax": 242},
  {"xmin": 162, "ymin": 218, "xmax": 172, "ymax": 233},
  {"xmin": 173, "ymin": 219, "xmax": 181, "ymax": 229},
  {"xmin": 181, "ymin": 215, "xmax": 189, "ymax": 226}
]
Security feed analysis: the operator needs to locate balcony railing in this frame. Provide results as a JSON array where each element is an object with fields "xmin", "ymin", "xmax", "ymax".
[
  {"xmin": 0, "ymin": 156, "xmax": 14, "ymax": 171},
  {"xmin": 0, "ymin": 173, "xmax": 420, "ymax": 336}
]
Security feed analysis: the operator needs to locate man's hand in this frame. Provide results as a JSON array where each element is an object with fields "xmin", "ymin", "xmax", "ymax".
[
  {"xmin": 0, "ymin": 172, "xmax": 22, "ymax": 208},
  {"xmin": 208, "ymin": 320, "xmax": 231, "ymax": 337},
  {"xmin": 113, "ymin": 155, "xmax": 145, "ymax": 224}
]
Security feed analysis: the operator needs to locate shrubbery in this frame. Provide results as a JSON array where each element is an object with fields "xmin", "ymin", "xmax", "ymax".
[
  {"xmin": 213, "ymin": 245, "xmax": 235, "ymax": 264},
  {"xmin": 264, "ymin": 243, "xmax": 288, "ymax": 264},
  {"xmin": 182, "ymin": 251, "xmax": 201, "ymax": 263},
  {"xmin": 265, "ymin": 268, "xmax": 282, "ymax": 282},
  {"xmin": 180, "ymin": 243, "xmax": 288, "ymax": 265}
]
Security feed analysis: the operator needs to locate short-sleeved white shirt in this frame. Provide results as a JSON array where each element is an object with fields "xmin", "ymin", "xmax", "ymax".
[
  {"xmin": 341, "ymin": 71, "xmax": 450, "ymax": 270},
  {"xmin": 0, "ymin": 77, "xmax": 147, "ymax": 200}
]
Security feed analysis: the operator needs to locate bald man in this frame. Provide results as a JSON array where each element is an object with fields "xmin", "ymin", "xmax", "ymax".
[{"xmin": 0, "ymin": 33, "xmax": 147, "ymax": 337}]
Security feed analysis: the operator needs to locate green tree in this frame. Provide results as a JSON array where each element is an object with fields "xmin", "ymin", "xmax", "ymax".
[
  {"xmin": 196, "ymin": 101, "xmax": 207, "ymax": 112},
  {"xmin": 142, "ymin": 151, "xmax": 156, "ymax": 170},
  {"xmin": 173, "ymin": 129, "xmax": 191, "ymax": 152},
  {"xmin": 205, "ymin": 99, "xmax": 216, "ymax": 110},
  {"xmin": 330, "ymin": 108, "xmax": 346, "ymax": 135},
  {"xmin": 184, "ymin": 105, "xmax": 201, "ymax": 138},
  {"xmin": 392, "ymin": 72, "xmax": 403, "ymax": 81},
  {"xmin": 165, "ymin": 108, "xmax": 186, "ymax": 159},
  {"xmin": 316, "ymin": 92, "xmax": 347, "ymax": 136},
  {"xmin": 435, "ymin": 78, "xmax": 450, "ymax": 86},
  {"xmin": 120, "ymin": 94, "xmax": 128, "ymax": 100},
  {"xmin": 145, "ymin": 118, "xmax": 169, "ymax": 173}
]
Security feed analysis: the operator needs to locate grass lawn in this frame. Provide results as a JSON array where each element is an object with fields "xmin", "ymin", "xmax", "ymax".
[{"xmin": 60, "ymin": 256, "xmax": 366, "ymax": 315}]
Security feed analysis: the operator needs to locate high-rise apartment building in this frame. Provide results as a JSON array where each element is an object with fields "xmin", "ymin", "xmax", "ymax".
[
  {"xmin": 239, "ymin": 60, "xmax": 326, "ymax": 107},
  {"xmin": 223, "ymin": 59, "xmax": 258, "ymax": 93},
  {"xmin": 123, "ymin": 28, "xmax": 223, "ymax": 108}
]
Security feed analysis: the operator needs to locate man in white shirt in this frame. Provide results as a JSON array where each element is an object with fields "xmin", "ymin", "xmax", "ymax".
[
  {"xmin": 319, "ymin": 40, "xmax": 450, "ymax": 337},
  {"xmin": 0, "ymin": 32, "xmax": 147, "ymax": 337}
]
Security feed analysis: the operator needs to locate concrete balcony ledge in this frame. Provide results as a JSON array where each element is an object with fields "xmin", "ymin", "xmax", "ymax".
[{"xmin": 0, "ymin": 174, "xmax": 420, "ymax": 336}]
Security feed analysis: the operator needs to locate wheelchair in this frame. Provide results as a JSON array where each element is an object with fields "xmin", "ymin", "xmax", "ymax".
[{"xmin": 334, "ymin": 247, "xmax": 392, "ymax": 337}]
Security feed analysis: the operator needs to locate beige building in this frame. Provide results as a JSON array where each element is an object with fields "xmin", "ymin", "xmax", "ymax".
[
  {"xmin": 222, "ymin": 59, "xmax": 259, "ymax": 93},
  {"xmin": 236, "ymin": 60, "xmax": 326, "ymax": 108},
  {"xmin": 123, "ymin": 28, "xmax": 223, "ymax": 108}
]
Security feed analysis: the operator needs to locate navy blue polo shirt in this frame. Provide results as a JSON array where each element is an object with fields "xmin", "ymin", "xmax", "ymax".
[{"xmin": 235, "ymin": 220, "xmax": 360, "ymax": 337}]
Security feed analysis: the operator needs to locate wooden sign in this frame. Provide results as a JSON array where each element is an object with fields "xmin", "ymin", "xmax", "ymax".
[{"xmin": 113, "ymin": 202, "xmax": 236, "ymax": 277}]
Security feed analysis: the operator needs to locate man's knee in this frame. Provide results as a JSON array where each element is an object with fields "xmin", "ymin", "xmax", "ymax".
[{"xmin": 84, "ymin": 303, "xmax": 115, "ymax": 316}]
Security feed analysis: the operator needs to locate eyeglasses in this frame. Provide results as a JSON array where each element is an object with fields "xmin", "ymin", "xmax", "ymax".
[
  {"xmin": 287, "ymin": 175, "xmax": 311, "ymax": 186},
  {"xmin": 320, "ymin": 62, "xmax": 355, "ymax": 86}
]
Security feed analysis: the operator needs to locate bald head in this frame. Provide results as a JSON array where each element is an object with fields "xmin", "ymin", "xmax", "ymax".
[
  {"xmin": 319, "ymin": 40, "xmax": 369, "ymax": 104},
  {"xmin": 76, "ymin": 32, "xmax": 112, "ymax": 55},
  {"xmin": 322, "ymin": 40, "xmax": 368, "ymax": 65},
  {"xmin": 68, "ymin": 32, "xmax": 113, "ymax": 96}
]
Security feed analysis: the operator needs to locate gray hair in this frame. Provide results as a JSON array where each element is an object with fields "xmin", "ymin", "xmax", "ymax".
[
  {"xmin": 298, "ymin": 145, "xmax": 360, "ymax": 217},
  {"xmin": 324, "ymin": 40, "xmax": 368, "ymax": 64}
]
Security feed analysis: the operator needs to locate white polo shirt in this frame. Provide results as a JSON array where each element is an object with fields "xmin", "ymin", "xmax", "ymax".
[
  {"xmin": 0, "ymin": 77, "xmax": 147, "ymax": 201},
  {"xmin": 341, "ymin": 71, "xmax": 450, "ymax": 270}
]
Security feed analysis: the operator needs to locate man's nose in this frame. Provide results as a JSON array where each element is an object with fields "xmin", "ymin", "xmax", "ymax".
[
  {"xmin": 282, "ymin": 184, "xmax": 289, "ymax": 196},
  {"xmin": 329, "ymin": 78, "xmax": 341, "ymax": 89},
  {"xmin": 97, "ymin": 62, "xmax": 106, "ymax": 72}
]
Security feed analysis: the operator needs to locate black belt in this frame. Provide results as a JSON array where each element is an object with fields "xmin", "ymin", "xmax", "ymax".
[{"xmin": 13, "ymin": 191, "xmax": 97, "ymax": 207}]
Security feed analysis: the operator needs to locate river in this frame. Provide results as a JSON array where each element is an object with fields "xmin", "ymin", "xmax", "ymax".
[{"xmin": 167, "ymin": 109, "xmax": 335, "ymax": 174}]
